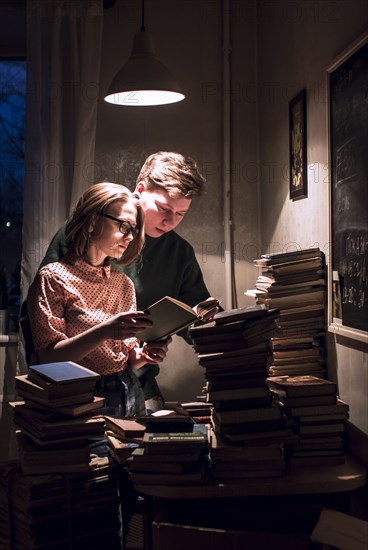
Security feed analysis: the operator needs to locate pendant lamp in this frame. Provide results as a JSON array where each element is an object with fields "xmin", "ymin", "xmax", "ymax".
[{"xmin": 104, "ymin": 0, "xmax": 185, "ymax": 106}]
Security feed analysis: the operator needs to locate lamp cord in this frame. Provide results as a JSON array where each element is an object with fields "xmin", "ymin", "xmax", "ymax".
[{"xmin": 140, "ymin": 0, "xmax": 145, "ymax": 31}]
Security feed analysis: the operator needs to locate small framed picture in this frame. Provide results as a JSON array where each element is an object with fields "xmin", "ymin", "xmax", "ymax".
[{"xmin": 289, "ymin": 89, "xmax": 307, "ymax": 200}]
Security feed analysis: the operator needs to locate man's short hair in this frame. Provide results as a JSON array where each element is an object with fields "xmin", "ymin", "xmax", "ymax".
[{"xmin": 136, "ymin": 151, "xmax": 205, "ymax": 198}]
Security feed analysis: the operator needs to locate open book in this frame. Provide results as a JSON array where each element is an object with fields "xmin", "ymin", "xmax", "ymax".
[{"xmin": 139, "ymin": 296, "xmax": 220, "ymax": 342}]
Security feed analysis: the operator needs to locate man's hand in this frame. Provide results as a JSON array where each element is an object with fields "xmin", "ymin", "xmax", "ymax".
[
  {"xmin": 194, "ymin": 297, "xmax": 221, "ymax": 322},
  {"xmin": 130, "ymin": 336, "xmax": 172, "ymax": 370}
]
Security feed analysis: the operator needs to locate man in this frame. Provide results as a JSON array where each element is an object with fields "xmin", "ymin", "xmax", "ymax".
[{"xmin": 27, "ymin": 151, "xmax": 217, "ymax": 410}]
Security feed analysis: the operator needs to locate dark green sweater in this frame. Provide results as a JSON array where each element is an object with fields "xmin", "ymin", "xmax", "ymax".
[{"xmin": 39, "ymin": 226, "xmax": 210, "ymax": 399}]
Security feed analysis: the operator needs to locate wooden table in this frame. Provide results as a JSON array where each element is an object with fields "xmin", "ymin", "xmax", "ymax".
[
  {"xmin": 134, "ymin": 453, "xmax": 366, "ymax": 499},
  {"xmin": 133, "ymin": 454, "xmax": 367, "ymax": 550}
]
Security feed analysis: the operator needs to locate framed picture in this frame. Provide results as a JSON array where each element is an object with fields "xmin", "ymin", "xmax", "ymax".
[
  {"xmin": 289, "ymin": 89, "xmax": 307, "ymax": 200},
  {"xmin": 327, "ymin": 31, "xmax": 368, "ymax": 344}
]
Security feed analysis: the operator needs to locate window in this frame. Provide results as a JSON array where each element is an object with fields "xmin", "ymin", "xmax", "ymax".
[{"xmin": 0, "ymin": 59, "xmax": 26, "ymax": 330}]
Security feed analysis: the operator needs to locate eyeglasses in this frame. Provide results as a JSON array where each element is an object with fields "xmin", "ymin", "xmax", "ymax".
[{"xmin": 99, "ymin": 213, "xmax": 139, "ymax": 238}]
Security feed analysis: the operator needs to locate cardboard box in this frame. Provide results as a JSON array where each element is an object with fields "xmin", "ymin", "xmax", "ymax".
[{"xmin": 152, "ymin": 521, "xmax": 312, "ymax": 550}]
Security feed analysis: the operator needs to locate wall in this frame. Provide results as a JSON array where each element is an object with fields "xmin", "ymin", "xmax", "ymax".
[
  {"xmin": 256, "ymin": 0, "xmax": 368, "ymax": 453},
  {"xmin": 95, "ymin": 0, "xmax": 259, "ymax": 401},
  {"xmin": 95, "ymin": 0, "xmax": 368, "ymax": 453}
]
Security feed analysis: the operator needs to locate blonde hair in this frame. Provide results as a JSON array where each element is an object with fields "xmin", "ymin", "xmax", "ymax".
[
  {"xmin": 136, "ymin": 151, "xmax": 205, "ymax": 198},
  {"xmin": 65, "ymin": 182, "xmax": 144, "ymax": 265}
]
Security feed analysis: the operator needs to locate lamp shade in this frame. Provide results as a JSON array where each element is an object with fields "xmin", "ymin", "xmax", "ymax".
[{"xmin": 104, "ymin": 31, "xmax": 185, "ymax": 106}]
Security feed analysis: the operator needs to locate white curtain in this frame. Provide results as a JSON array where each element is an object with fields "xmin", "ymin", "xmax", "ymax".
[{"xmin": 21, "ymin": 0, "xmax": 104, "ymax": 299}]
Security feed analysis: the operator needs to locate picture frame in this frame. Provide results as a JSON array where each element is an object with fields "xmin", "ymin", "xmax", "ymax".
[
  {"xmin": 327, "ymin": 31, "xmax": 368, "ymax": 344},
  {"xmin": 289, "ymin": 89, "xmax": 307, "ymax": 200}
]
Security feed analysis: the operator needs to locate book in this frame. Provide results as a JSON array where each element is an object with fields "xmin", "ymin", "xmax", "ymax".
[
  {"xmin": 12, "ymin": 411, "xmax": 106, "ymax": 440},
  {"xmin": 189, "ymin": 311, "xmax": 279, "ymax": 339},
  {"xmin": 27, "ymin": 369, "xmax": 97, "ymax": 395},
  {"xmin": 22, "ymin": 395, "xmax": 106, "ymax": 417},
  {"xmin": 16, "ymin": 431, "xmax": 92, "ymax": 474},
  {"xmin": 255, "ymin": 269, "xmax": 326, "ymax": 286},
  {"xmin": 202, "ymin": 362, "xmax": 270, "ymax": 378},
  {"xmin": 257, "ymin": 289, "xmax": 326, "ymax": 308},
  {"xmin": 206, "ymin": 386, "xmax": 271, "ymax": 403},
  {"xmin": 310, "ymin": 508, "xmax": 368, "ymax": 550},
  {"xmin": 143, "ymin": 429, "xmax": 209, "ymax": 447},
  {"xmin": 294, "ymin": 436, "xmax": 344, "ymax": 451},
  {"xmin": 256, "ymin": 248, "xmax": 323, "ymax": 265},
  {"xmin": 104, "ymin": 416, "xmax": 146, "ymax": 441},
  {"xmin": 198, "ymin": 344, "xmax": 271, "ymax": 363},
  {"xmin": 223, "ymin": 427, "xmax": 298, "ymax": 446},
  {"xmin": 211, "ymin": 305, "xmax": 268, "ymax": 325},
  {"xmin": 138, "ymin": 296, "xmax": 220, "ymax": 342},
  {"xmin": 200, "ymin": 352, "xmax": 271, "ymax": 371},
  {"xmin": 210, "ymin": 431, "xmax": 283, "ymax": 461},
  {"xmin": 290, "ymin": 455, "xmax": 345, "ymax": 466},
  {"xmin": 205, "ymin": 366, "xmax": 268, "ymax": 382},
  {"xmin": 212, "ymin": 416, "xmax": 289, "ymax": 435},
  {"xmin": 15, "ymin": 428, "xmax": 95, "ymax": 449},
  {"xmin": 296, "ymin": 422, "xmax": 345, "ymax": 436},
  {"xmin": 266, "ymin": 375, "xmax": 337, "ymax": 397},
  {"xmin": 256, "ymin": 278, "xmax": 326, "ymax": 294},
  {"xmin": 204, "ymin": 377, "xmax": 268, "ymax": 393},
  {"xmin": 297, "ymin": 412, "xmax": 349, "ymax": 423},
  {"xmin": 15, "ymin": 375, "xmax": 94, "ymax": 407},
  {"xmin": 212, "ymin": 403, "xmax": 284, "ymax": 425},
  {"xmin": 272, "ymin": 348, "xmax": 322, "ymax": 359},
  {"xmin": 262, "ymin": 257, "xmax": 324, "ymax": 274},
  {"xmin": 273, "ymin": 394, "xmax": 337, "ymax": 407},
  {"xmin": 285, "ymin": 399, "xmax": 349, "ymax": 418},
  {"xmin": 28, "ymin": 361, "xmax": 100, "ymax": 384},
  {"xmin": 137, "ymin": 414, "xmax": 195, "ymax": 433},
  {"xmin": 106, "ymin": 433, "xmax": 141, "ymax": 464}
]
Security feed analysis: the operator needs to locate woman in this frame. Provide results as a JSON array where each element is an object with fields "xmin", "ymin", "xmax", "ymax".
[{"xmin": 27, "ymin": 182, "xmax": 170, "ymax": 417}]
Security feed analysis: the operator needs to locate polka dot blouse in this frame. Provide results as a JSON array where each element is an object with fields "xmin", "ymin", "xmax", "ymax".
[{"xmin": 27, "ymin": 255, "xmax": 139, "ymax": 376}]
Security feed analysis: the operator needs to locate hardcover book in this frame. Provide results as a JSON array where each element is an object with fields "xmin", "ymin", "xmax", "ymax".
[
  {"xmin": 266, "ymin": 375, "xmax": 337, "ymax": 397},
  {"xmin": 104, "ymin": 416, "xmax": 146, "ymax": 440},
  {"xmin": 28, "ymin": 361, "xmax": 100, "ymax": 384},
  {"xmin": 22, "ymin": 395, "xmax": 106, "ymax": 417},
  {"xmin": 13, "ymin": 414, "xmax": 106, "ymax": 441},
  {"xmin": 15, "ymin": 375, "xmax": 94, "ymax": 407},
  {"xmin": 286, "ymin": 399, "xmax": 349, "ymax": 418},
  {"xmin": 139, "ymin": 296, "xmax": 220, "ymax": 342},
  {"xmin": 256, "ymin": 248, "xmax": 323, "ymax": 266},
  {"xmin": 206, "ymin": 386, "xmax": 270, "ymax": 402},
  {"xmin": 137, "ymin": 413, "xmax": 195, "ymax": 433},
  {"xmin": 211, "ymin": 305, "xmax": 268, "ymax": 325},
  {"xmin": 212, "ymin": 403, "xmax": 284, "ymax": 425},
  {"xmin": 143, "ymin": 429, "xmax": 209, "ymax": 446},
  {"xmin": 273, "ymin": 394, "xmax": 337, "ymax": 408}
]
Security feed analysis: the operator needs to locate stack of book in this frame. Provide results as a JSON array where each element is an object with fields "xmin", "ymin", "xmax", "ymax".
[
  {"xmin": 180, "ymin": 401, "xmax": 213, "ymax": 423},
  {"xmin": 266, "ymin": 375, "xmax": 349, "ymax": 466},
  {"xmin": 104, "ymin": 416, "xmax": 146, "ymax": 464},
  {"xmin": 246, "ymin": 248, "xmax": 327, "ymax": 378},
  {"xmin": 0, "ymin": 458, "xmax": 122, "ymax": 550},
  {"xmin": 189, "ymin": 306, "xmax": 294, "ymax": 477},
  {"xmin": 210, "ymin": 430, "xmax": 285, "ymax": 479},
  {"xmin": 128, "ymin": 425, "xmax": 210, "ymax": 486},
  {"xmin": 11, "ymin": 361, "xmax": 106, "ymax": 474}
]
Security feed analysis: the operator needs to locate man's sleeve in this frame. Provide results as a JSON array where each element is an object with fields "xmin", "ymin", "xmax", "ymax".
[
  {"xmin": 178, "ymin": 250, "xmax": 210, "ymax": 307},
  {"xmin": 39, "ymin": 224, "xmax": 67, "ymax": 268}
]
